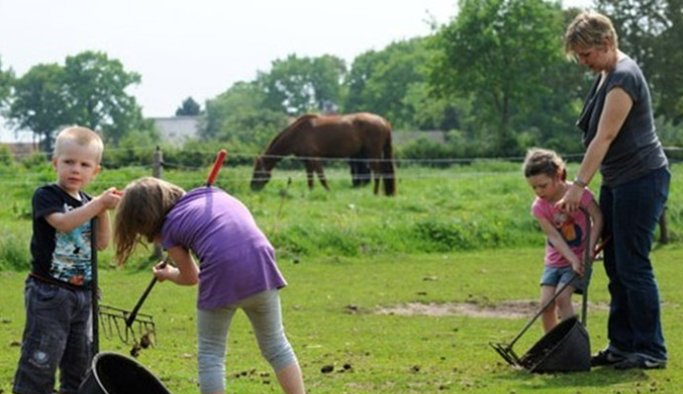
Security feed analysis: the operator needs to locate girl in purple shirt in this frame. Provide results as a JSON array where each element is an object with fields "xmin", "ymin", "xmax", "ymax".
[
  {"xmin": 114, "ymin": 177, "xmax": 305, "ymax": 394},
  {"xmin": 523, "ymin": 148, "xmax": 603, "ymax": 333}
]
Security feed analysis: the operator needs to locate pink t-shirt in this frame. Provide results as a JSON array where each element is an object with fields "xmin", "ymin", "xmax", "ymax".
[{"xmin": 531, "ymin": 188, "xmax": 595, "ymax": 268}]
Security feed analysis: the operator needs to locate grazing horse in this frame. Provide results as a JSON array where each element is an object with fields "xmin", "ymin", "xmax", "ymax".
[{"xmin": 251, "ymin": 112, "xmax": 396, "ymax": 196}]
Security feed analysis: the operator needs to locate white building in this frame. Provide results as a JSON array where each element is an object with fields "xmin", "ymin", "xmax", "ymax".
[{"xmin": 151, "ymin": 116, "xmax": 202, "ymax": 145}]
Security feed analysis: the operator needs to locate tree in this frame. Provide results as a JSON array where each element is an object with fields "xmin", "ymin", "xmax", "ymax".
[
  {"xmin": 202, "ymin": 81, "xmax": 287, "ymax": 149},
  {"xmin": 62, "ymin": 51, "xmax": 144, "ymax": 145},
  {"xmin": 6, "ymin": 51, "xmax": 145, "ymax": 150},
  {"xmin": 596, "ymin": 0, "xmax": 683, "ymax": 123},
  {"xmin": 344, "ymin": 37, "xmax": 460, "ymax": 130},
  {"xmin": 257, "ymin": 54, "xmax": 346, "ymax": 115},
  {"xmin": 0, "ymin": 57, "xmax": 13, "ymax": 107},
  {"xmin": 7, "ymin": 63, "xmax": 72, "ymax": 151},
  {"xmin": 430, "ymin": 0, "xmax": 566, "ymax": 155},
  {"xmin": 175, "ymin": 96, "xmax": 201, "ymax": 116}
]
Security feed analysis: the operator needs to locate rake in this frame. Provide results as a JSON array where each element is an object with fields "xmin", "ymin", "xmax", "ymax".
[{"xmin": 489, "ymin": 208, "xmax": 607, "ymax": 371}]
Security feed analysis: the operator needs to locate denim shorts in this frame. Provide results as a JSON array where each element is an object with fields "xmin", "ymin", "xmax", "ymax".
[
  {"xmin": 540, "ymin": 265, "xmax": 590, "ymax": 294},
  {"xmin": 13, "ymin": 277, "xmax": 92, "ymax": 394}
]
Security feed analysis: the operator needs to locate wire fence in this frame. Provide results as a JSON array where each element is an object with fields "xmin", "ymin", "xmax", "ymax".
[{"xmin": 1, "ymin": 145, "xmax": 675, "ymax": 242}]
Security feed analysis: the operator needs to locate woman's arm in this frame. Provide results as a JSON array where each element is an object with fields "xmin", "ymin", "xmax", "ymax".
[
  {"xmin": 586, "ymin": 198, "xmax": 604, "ymax": 254},
  {"xmin": 558, "ymin": 87, "xmax": 633, "ymax": 212}
]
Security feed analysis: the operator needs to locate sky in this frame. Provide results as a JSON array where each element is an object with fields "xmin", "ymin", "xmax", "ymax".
[{"xmin": 0, "ymin": 0, "xmax": 593, "ymax": 141}]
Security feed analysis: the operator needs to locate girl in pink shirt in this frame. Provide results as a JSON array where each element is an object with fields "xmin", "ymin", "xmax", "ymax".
[{"xmin": 523, "ymin": 148, "xmax": 603, "ymax": 333}]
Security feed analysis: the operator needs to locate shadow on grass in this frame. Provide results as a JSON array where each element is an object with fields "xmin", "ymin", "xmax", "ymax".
[{"xmin": 494, "ymin": 366, "xmax": 649, "ymax": 391}]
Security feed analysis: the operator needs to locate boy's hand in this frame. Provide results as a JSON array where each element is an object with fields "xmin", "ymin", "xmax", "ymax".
[{"xmin": 97, "ymin": 187, "xmax": 122, "ymax": 210}]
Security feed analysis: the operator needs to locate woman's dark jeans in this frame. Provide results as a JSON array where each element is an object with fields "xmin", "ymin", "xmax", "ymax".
[{"xmin": 599, "ymin": 166, "xmax": 670, "ymax": 361}]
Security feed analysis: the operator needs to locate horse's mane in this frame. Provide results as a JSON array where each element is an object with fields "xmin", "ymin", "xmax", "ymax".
[{"xmin": 264, "ymin": 114, "xmax": 319, "ymax": 154}]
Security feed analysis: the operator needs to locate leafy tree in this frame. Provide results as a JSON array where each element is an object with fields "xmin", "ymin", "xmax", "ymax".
[
  {"xmin": 0, "ymin": 57, "xmax": 13, "ymax": 107},
  {"xmin": 596, "ymin": 0, "xmax": 683, "ymax": 123},
  {"xmin": 202, "ymin": 81, "xmax": 287, "ymax": 149},
  {"xmin": 257, "ymin": 54, "xmax": 346, "ymax": 115},
  {"xmin": 175, "ymin": 96, "xmax": 201, "ymax": 116},
  {"xmin": 62, "ymin": 51, "xmax": 144, "ymax": 145},
  {"xmin": 7, "ymin": 63, "xmax": 72, "ymax": 151},
  {"xmin": 430, "ymin": 0, "xmax": 566, "ymax": 155},
  {"xmin": 6, "ymin": 51, "xmax": 145, "ymax": 150},
  {"xmin": 343, "ymin": 38, "xmax": 457, "ymax": 130}
]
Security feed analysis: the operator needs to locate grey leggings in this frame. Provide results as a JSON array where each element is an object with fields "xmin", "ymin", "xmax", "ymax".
[{"xmin": 197, "ymin": 289, "xmax": 298, "ymax": 393}]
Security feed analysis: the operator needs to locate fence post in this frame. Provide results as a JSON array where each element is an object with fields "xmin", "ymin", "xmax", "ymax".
[{"xmin": 152, "ymin": 147, "xmax": 163, "ymax": 259}]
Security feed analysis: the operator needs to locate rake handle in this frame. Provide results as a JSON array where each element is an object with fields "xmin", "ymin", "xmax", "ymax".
[
  {"xmin": 206, "ymin": 149, "xmax": 227, "ymax": 187},
  {"xmin": 125, "ymin": 272, "xmax": 161, "ymax": 327}
]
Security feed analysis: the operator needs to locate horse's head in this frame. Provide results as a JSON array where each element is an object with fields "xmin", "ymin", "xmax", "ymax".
[{"xmin": 250, "ymin": 156, "xmax": 272, "ymax": 191}]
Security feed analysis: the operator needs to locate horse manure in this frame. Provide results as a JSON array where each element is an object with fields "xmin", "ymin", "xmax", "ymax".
[
  {"xmin": 320, "ymin": 364, "xmax": 334, "ymax": 374},
  {"xmin": 130, "ymin": 342, "xmax": 141, "ymax": 358}
]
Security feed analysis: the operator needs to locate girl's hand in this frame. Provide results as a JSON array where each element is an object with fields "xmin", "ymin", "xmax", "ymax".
[
  {"xmin": 153, "ymin": 260, "xmax": 176, "ymax": 282},
  {"xmin": 571, "ymin": 258, "xmax": 585, "ymax": 278}
]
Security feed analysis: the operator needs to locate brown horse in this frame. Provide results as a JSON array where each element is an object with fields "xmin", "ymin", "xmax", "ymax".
[{"xmin": 251, "ymin": 112, "xmax": 396, "ymax": 196}]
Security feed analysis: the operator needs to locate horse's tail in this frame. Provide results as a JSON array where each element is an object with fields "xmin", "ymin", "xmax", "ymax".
[{"xmin": 381, "ymin": 132, "xmax": 397, "ymax": 196}]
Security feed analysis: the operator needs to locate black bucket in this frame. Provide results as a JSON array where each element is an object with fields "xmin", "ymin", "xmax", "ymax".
[
  {"xmin": 519, "ymin": 316, "xmax": 591, "ymax": 373},
  {"xmin": 79, "ymin": 352, "xmax": 172, "ymax": 394}
]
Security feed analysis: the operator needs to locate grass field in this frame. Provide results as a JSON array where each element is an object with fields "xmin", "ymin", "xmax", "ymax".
[
  {"xmin": 0, "ymin": 162, "xmax": 682, "ymax": 393},
  {"xmin": 2, "ymin": 247, "xmax": 682, "ymax": 393}
]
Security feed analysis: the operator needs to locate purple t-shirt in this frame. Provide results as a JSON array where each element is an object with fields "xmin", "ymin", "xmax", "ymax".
[
  {"xmin": 531, "ymin": 187, "xmax": 594, "ymax": 268},
  {"xmin": 161, "ymin": 187, "xmax": 286, "ymax": 309}
]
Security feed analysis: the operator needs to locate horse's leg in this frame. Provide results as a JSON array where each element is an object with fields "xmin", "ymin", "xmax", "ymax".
[
  {"xmin": 303, "ymin": 160, "xmax": 315, "ymax": 190},
  {"xmin": 369, "ymin": 160, "xmax": 381, "ymax": 195},
  {"xmin": 311, "ymin": 160, "xmax": 329, "ymax": 190}
]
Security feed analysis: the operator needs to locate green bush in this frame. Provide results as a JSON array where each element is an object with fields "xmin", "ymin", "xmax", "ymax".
[{"xmin": 0, "ymin": 229, "xmax": 29, "ymax": 270}]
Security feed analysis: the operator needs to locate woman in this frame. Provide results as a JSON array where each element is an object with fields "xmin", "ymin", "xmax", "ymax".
[{"xmin": 558, "ymin": 11, "xmax": 669, "ymax": 370}]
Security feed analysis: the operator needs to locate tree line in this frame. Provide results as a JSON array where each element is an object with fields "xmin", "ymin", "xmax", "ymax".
[{"xmin": 1, "ymin": 0, "xmax": 682, "ymax": 165}]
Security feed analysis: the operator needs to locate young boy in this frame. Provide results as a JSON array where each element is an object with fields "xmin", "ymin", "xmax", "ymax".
[
  {"xmin": 13, "ymin": 126, "xmax": 121, "ymax": 394},
  {"xmin": 523, "ymin": 148, "xmax": 603, "ymax": 333}
]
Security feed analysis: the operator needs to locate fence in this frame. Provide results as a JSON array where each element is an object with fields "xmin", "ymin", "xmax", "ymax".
[{"xmin": 146, "ymin": 147, "xmax": 672, "ymax": 245}]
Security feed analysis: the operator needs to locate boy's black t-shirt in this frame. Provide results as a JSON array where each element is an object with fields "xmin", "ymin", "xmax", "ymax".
[{"xmin": 30, "ymin": 183, "xmax": 94, "ymax": 288}]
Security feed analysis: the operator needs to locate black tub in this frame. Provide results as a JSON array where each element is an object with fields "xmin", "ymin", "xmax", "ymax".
[
  {"xmin": 79, "ymin": 352, "xmax": 172, "ymax": 394},
  {"xmin": 519, "ymin": 316, "xmax": 591, "ymax": 373}
]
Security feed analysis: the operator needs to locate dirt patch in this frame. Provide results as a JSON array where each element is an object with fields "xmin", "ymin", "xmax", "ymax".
[{"xmin": 375, "ymin": 300, "xmax": 609, "ymax": 319}]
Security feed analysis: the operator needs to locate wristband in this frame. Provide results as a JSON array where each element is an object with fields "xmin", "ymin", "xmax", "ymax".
[{"xmin": 573, "ymin": 177, "xmax": 588, "ymax": 188}]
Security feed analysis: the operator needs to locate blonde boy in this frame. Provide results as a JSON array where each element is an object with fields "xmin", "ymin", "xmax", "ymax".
[{"xmin": 13, "ymin": 126, "xmax": 121, "ymax": 394}]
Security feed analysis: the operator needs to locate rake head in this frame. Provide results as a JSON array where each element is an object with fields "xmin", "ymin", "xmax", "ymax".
[
  {"xmin": 489, "ymin": 341, "xmax": 523, "ymax": 367},
  {"xmin": 98, "ymin": 304, "xmax": 156, "ymax": 357}
]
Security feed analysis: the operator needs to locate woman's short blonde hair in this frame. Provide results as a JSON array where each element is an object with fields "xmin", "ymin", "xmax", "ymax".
[{"xmin": 564, "ymin": 10, "xmax": 618, "ymax": 60}]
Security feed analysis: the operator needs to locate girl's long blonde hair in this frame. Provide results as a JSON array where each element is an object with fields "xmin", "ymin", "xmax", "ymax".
[{"xmin": 114, "ymin": 177, "xmax": 185, "ymax": 266}]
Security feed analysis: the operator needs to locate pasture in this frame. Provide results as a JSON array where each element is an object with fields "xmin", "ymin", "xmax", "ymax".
[{"xmin": 1, "ymin": 162, "xmax": 682, "ymax": 393}]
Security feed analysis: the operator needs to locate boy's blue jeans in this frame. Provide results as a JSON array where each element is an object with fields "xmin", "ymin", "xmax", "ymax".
[
  {"xmin": 599, "ymin": 166, "xmax": 669, "ymax": 361},
  {"xmin": 13, "ymin": 277, "xmax": 92, "ymax": 394}
]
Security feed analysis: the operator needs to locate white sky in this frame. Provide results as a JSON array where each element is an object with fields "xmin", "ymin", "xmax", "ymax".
[{"xmin": 0, "ymin": 0, "xmax": 593, "ymax": 140}]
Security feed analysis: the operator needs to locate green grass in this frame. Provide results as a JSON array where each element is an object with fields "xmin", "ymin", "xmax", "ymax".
[
  {"xmin": 2, "ymin": 161, "xmax": 682, "ymax": 267},
  {"xmin": 1, "ymin": 162, "xmax": 682, "ymax": 392},
  {"xmin": 2, "ymin": 246, "xmax": 683, "ymax": 393}
]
